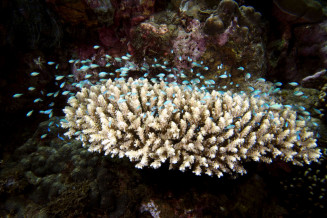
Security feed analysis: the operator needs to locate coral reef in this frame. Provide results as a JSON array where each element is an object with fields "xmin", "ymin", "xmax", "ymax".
[
  {"xmin": 203, "ymin": 0, "xmax": 266, "ymax": 76},
  {"xmin": 267, "ymin": 0, "xmax": 326, "ymax": 82},
  {"xmin": 173, "ymin": 19, "xmax": 206, "ymax": 70},
  {"xmin": 61, "ymin": 78, "xmax": 320, "ymax": 177}
]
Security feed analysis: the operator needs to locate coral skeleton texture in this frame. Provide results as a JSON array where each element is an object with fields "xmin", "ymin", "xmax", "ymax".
[{"xmin": 61, "ymin": 78, "xmax": 321, "ymax": 177}]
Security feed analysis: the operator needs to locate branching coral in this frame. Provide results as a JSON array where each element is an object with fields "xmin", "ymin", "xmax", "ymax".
[{"xmin": 61, "ymin": 78, "xmax": 321, "ymax": 178}]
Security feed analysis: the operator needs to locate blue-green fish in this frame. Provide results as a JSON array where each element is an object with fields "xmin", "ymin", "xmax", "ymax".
[
  {"xmin": 30, "ymin": 72, "xmax": 39, "ymax": 76},
  {"xmin": 79, "ymin": 65, "xmax": 90, "ymax": 71},
  {"xmin": 34, "ymin": 98, "xmax": 42, "ymax": 103},
  {"xmin": 219, "ymin": 75, "xmax": 228, "ymax": 78},
  {"xmin": 289, "ymin": 82, "xmax": 298, "ymax": 86},
  {"xmin": 55, "ymin": 75, "xmax": 65, "ymax": 80},
  {"xmin": 90, "ymin": 64, "xmax": 99, "ymax": 69},
  {"xmin": 26, "ymin": 110, "xmax": 33, "ymax": 117},
  {"xmin": 293, "ymin": 91, "xmax": 304, "ymax": 96},
  {"xmin": 60, "ymin": 82, "xmax": 65, "ymax": 88},
  {"xmin": 270, "ymin": 103, "xmax": 283, "ymax": 110},
  {"xmin": 99, "ymin": 72, "xmax": 108, "ymax": 77},
  {"xmin": 13, "ymin": 93, "xmax": 23, "ymax": 98},
  {"xmin": 62, "ymin": 91, "xmax": 70, "ymax": 95},
  {"xmin": 245, "ymin": 73, "xmax": 251, "ymax": 79}
]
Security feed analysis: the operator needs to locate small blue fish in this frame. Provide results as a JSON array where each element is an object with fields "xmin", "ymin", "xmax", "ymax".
[
  {"xmin": 55, "ymin": 75, "xmax": 65, "ymax": 81},
  {"xmin": 302, "ymin": 111, "xmax": 310, "ymax": 116},
  {"xmin": 28, "ymin": 87, "xmax": 36, "ymax": 91},
  {"xmin": 293, "ymin": 91, "xmax": 304, "ymax": 96},
  {"xmin": 167, "ymin": 74, "xmax": 175, "ymax": 78},
  {"xmin": 79, "ymin": 65, "xmax": 90, "ymax": 71},
  {"xmin": 257, "ymin": 78, "xmax": 266, "ymax": 82},
  {"xmin": 114, "ymin": 57, "xmax": 122, "ymax": 62},
  {"xmin": 54, "ymin": 91, "xmax": 60, "ymax": 97},
  {"xmin": 74, "ymin": 131, "xmax": 81, "ymax": 136},
  {"xmin": 47, "ymin": 92, "xmax": 54, "ymax": 97},
  {"xmin": 57, "ymin": 133, "xmax": 65, "ymax": 141},
  {"xmin": 157, "ymin": 73, "xmax": 165, "ymax": 78},
  {"xmin": 272, "ymin": 88, "xmax": 280, "ymax": 93},
  {"xmin": 193, "ymin": 78, "xmax": 201, "ymax": 84},
  {"xmin": 44, "ymin": 109, "xmax": 53, "ymax": 114},
  {"xmin": 180, "ymin": 73, "xmax": 187, "ymax": 78},
  {"xmin": 274, "ymin": 82, "xmax": 283, "ymax": 86},
  {"xmin": 13, "ymin": 93, "xmax": 23, "ymax": 98},
  {"xmin": 245, "ymin": 73, "xmax": 251, "ymax": 80},
  {"xmin": 205, "ymin": 79, "xmax": 215, "ymax": 84},
  {"xmin": 93, "ymin": 45, "xmax": 100, "ymax": 49},
  {"xmin": 47, "ymin": 61, "xmax": 55, "ymax": 65},
  {"xmin": 26, "ymin": 110, "xmax": 33, "ymax": 117},
  {"xmin": 60, "ymin": 82, "xmax": 66, "ymax": 88},
  {"xmin": 62, "ymin": 91, "xmax": 70, "ymax": 95},
  {"xmin": 203, "ymin": 66, "xmax": 209, "ymax": 70},
  {"xmin": 288, "ymin": 82, "xmax": 298, "ymax": 86},
  {"xmin": 270, "ymin": 104, "xmax": 283, "ymax": 110},
  {"xmin": 55, "ymin": 64, "xmax": 59, "ymax": 69},
  {"xmin": 30, "ymin": 72, "xmax": 39, "ymax": 76},
  {"xmin": 251, "ymin": 90, "xmax": 261, "ymax": 95},
  {"xmin": 297, "ymin": 106, "xmax": 306, "ymax": 111},
  {"xmin": 313, "ymin": 108, "xmax": 322, "ymax": 115},
  {"xmin": 85, "ymin": 74, "xmax": 92, "ymax": 79},
  {"xmin": 90, "ymin": 64, "xmax": 99, "ymax": 69},
  {"xmin": 34, "ymin": 98, "xmax": 42, "ymax": 103},
  {"xmin": 164, "ymin": 100, "xmax": 171, "ymax": 105},
  {"xmin": 225, "ymin": 124, "xmax": 235, "ymax": 129},
  {"xmin": 219, "ymin": 75, "xmax": 228, "ymax": 79},
  {"xmin": 284, "ymin": 105, "xmax": 292, "ymax": 109},
  {"xmin": 192, "ymin": 62, "xmax": 201, "ymax": 67},
  {"xmin": 41, "ymin": 134, "xmax": 47, "ymax": 139},
  {"xmin": 237, "ymin": 67, "xmax": 244, "ymax": 71}
]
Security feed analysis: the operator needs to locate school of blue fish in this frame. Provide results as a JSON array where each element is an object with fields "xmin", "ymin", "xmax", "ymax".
[{"xmin": 12, "ymin": 45, "xmax": 322, "ymax": 141}]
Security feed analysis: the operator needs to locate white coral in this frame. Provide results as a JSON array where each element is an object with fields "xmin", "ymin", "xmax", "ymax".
[{"xmin": 61, "ymin": 78, "xmax": 321, "ymax": 177}]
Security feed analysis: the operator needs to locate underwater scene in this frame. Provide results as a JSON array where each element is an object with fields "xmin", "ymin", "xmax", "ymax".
[{"xmin": 0, "ymin": 0, "xmax": 327, "ymax": 217}]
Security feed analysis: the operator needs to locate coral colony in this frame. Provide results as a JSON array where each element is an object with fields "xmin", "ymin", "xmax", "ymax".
[{"xmin": 14, "ymin": 46, "xmax": 321, "ymax": 178}]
